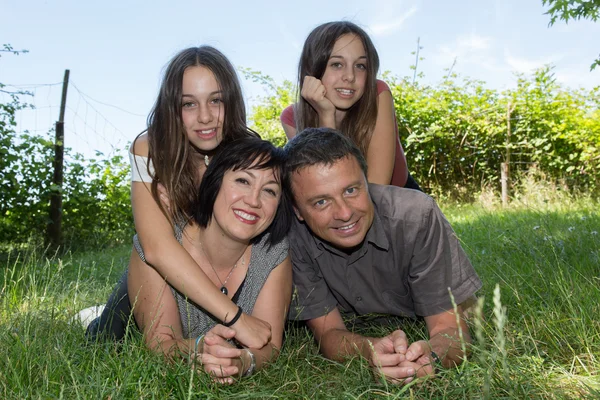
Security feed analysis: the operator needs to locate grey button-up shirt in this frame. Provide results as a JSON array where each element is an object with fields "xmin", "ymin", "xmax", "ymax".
[{"xmin": 289, "ymin": 184, "xmax": 482, "ymax": 320}]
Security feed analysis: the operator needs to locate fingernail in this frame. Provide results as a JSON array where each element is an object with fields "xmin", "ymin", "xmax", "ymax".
[
  {"xmin": 407, "ymin": 368, "xmax": 415, "ymax": 375},
  {"xmin": 406, "ymin": 351, "xmax": 413, "ymax": 359}
]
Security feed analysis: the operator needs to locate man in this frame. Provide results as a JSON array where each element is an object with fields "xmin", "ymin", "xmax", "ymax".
[{"xmin": 284, "ymin": 128, "xmax": 482, "ymax": 384}]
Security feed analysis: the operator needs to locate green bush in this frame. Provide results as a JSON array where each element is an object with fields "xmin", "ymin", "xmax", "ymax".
[{"xmin": 246, "ymin": 66, "xmax": 600, "ymax": 199}]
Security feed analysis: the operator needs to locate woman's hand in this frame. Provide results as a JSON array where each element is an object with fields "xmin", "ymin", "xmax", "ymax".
[
  {"xmin": 196, "ymin": 325, "xmax": 244, "ymax": 384},
  {"xmin": 301, "ymin": 76, "xmax": 336, "ymax": 120},
  {"xmin": 231, "ymin": 312, "xmax": 271, "ymax": 349}
]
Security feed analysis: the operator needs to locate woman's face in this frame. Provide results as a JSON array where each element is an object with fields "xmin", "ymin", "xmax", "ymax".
[
  {"xmin": 319, "ymin": 33, "xmax": 368, "ymax": 111},
  {"xmin": 211, "ymin": 165, "xmax": 281, "ymax": 243},
  {"xmin": 181, "ymin": 66, "xmax": 224, "ymax": 152}
]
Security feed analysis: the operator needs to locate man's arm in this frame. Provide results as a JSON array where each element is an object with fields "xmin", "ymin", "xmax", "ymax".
[
  {"xmin": 307, "ymin": 308, "xmax": 416, "ymax": 383},
  {"xmin": 425, "ymin": 305, "xmax": 471, "ymax": 367}
]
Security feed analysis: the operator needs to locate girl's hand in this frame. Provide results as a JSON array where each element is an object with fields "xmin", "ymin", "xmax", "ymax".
[
  {"xmin": 231, "ymin": 312, "xmax": 271, "ymax": 349},
  {"xmin": 301, "ymin": 76, "xmax": 336, "ymax": 117},
  {"xmin": 157, "ymin": 183, "xmax": 171, "ymax": 212}
]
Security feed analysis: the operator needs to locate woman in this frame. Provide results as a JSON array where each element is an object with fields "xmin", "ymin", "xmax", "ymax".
[
  {"xmin": 280, "ymin": 21, "xmax": 421, "ymax": 190},
  {"xmin": 117, "ymin": 137, "xmax": 292, "ymax": 382}
]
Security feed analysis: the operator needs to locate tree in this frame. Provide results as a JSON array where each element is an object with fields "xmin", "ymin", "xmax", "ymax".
[
  {"xmin": 542, "ymin": 0, "xmax": 600, "ymax": 70},
  {"xmin": 239, "ymin": 68, "xmax": 294, "ymax": 147},
  {"xmin": 1, "ymin": 44, "xmax": 133, "ymax": 250}
]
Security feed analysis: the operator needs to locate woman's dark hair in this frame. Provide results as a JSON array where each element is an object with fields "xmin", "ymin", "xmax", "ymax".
[
  {"xmin": 295, "ymin": 21, "xmax": 380, "ymax": 156},
  {"xmin": 142, "ymin": 46, "xmax": 258, "ymax": 225},
  {"xmin": 194, "ymin": 137, "xmax": 293, "ymax": 245}
]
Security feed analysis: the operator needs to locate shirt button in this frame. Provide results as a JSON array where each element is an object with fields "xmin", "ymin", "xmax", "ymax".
[{"xmin": 356, "ymin": 296, "xmax": 362, "ymax": 302}]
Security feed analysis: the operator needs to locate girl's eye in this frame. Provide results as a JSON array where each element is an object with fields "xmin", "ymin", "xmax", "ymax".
[
  {"xmin": 330, "ymin": 62, "xmax": 343, "ymax": 69},
  {"xmin": 356, "ymin": 63, "xmax": 367, "ymax": 70},
  {"xmin": 211, "ymin": 98, "xmax": 223, "ymax": 105},
  {"xmin": 182, "ymin": 101, "xmax": 195, "ymax": 108}
]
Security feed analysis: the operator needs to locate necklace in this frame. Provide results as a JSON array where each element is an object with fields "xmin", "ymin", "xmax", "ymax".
[
  {"xmin": 199, "ymin": 241, "xmax": 246, "ymax": 295},
  {"xmin": 204, "ymin": 154, "xmax": 210, "ymax": 166}
]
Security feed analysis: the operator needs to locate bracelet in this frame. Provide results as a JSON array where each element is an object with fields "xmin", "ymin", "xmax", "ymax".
[
  {"xmin": 242, "ymin": 349, "xmax": 256, "ymax": 377},
  {"xmin": 194, "ymin": 334, "xmax": 205, "ymax": 360},
  {"xmin": 430, "ymin": 351, "xmax": 442, "ymax": 373},
  {"xmin": 222, "ymin": 306, "xmax": 243, "ymax": 327}
]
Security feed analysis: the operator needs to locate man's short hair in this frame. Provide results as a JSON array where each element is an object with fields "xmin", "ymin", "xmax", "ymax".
[{"xmin": 284, "ymin": 128, "xmax": 368, "ymax": 185}]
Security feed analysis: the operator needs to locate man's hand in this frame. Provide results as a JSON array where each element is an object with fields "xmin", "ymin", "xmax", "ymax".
[
  {"xmin": 400, "ymin": 340, "xmax": 436, "ymax": 381},
  {"xmin": 370, "ymin": 330, "xmax": 424, "ymax": 384}
]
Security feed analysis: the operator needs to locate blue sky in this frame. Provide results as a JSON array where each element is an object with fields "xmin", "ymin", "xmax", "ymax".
[{"xmin": 2, "ymin": 0, "xmax": 599, "ymax": 159}]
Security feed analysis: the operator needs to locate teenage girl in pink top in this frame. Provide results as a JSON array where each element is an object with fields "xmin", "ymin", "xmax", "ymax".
[{"xmin": 280, "ymin": 21, "xmax": 420, "ymax": 190}]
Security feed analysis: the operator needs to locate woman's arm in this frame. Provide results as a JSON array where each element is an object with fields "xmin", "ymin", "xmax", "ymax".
[
  {"xmin": 365, "ymin": 90, "xmax": 408, "ymax": 186},
  {"xmin": 129, "ymin": 136, "xmax": 271, "ymax": 349},
  {"xmin": 128, "ymin": 250, "xmax": 244, "ymax": 380},
  {"xmin": 127, "ymin": 250, "xmax": 194, "ymax": 355},
  {"xmin": 129, "ymin": 249, "xmax": 292, "ymax": 382},
  {"xmin": 244, "ymin": 255, "xmax": 292, "ymax": 366}
]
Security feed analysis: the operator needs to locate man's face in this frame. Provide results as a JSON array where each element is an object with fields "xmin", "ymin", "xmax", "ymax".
[{"xmin": 291, "ymin": 156, "xmax": 374, "ymax": 249}]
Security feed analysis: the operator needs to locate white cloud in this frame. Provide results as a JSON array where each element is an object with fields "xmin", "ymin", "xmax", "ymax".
[
  {"xmin": 554, "ymin": 67, "xmax": 600, "ymax": 88},
  {"xmin": 457, "ymin": 34, "xmax": 491, "ymax": 51},
  {"xmin": 433, "ymin": 33, "xmax": 495, "ymax": 70},
  {"xmin": 503, "ymin": 49, "xmax": 562, "ymax": 74},
  {"xmin": 368, "ymin": 5, "xmax": 418, "ymax": 36},
  {"xmin": 277, "ymin": 20, "xmax": 301, "ymax": 51}
]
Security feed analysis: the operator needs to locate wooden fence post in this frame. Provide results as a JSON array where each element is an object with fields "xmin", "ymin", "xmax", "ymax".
[
  {"xmin": 47, "ymin": 69, "xmax": 69, "ymax": 250},
  {"xmin": 502, "ymin": 101, "xmax": 514, "ymax": 207}
]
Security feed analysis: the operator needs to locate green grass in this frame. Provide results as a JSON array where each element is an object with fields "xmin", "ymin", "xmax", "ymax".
[{"xmin": 1, "ymin": 195, "xmax": 599, "ymax": 399}]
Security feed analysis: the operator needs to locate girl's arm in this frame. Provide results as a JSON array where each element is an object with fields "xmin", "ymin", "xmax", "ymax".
[
  {"xmin": 365, "ymin": 89, "xmax": 407, "ymax": 185},
  {"xmin": 129, "ymin": 135, "xmax": 271, "ymax": 349}
]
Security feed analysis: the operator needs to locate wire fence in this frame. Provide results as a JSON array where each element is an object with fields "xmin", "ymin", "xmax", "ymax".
[{"xmin": 4, "ymin": 80, "xmax": 143, "ymax": 160}]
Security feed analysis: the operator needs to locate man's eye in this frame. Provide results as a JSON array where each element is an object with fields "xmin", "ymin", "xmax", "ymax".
[
  {"xmin": 314, "ymin": 199, "xmax": 326, "ymax": 207},
  {"xmin": 346, "ymin": 187, "xmax": 356, "ymax": 195}
]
